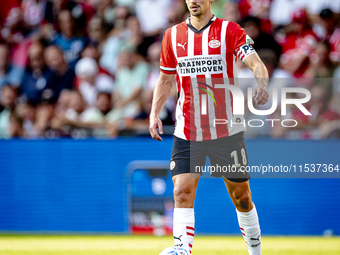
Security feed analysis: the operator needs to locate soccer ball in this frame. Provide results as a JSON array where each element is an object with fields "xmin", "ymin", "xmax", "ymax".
[{"xmin": 159, "ymin": 247, "xmax": 190, "ymax": 255}]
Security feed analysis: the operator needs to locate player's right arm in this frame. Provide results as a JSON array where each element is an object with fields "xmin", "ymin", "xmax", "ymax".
[
  {"xmin": 149, "ymin": 28, "xmax": 177, "ymax": 141},
  {"xmin": 149, "ymin": 72, "xmax": 175, "ymax": 141}
]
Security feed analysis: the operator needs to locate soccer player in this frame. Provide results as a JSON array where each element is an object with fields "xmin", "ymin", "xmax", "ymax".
[{"xmin": 149, "ymin": 0, "xmax": 269, "ymax": 254}]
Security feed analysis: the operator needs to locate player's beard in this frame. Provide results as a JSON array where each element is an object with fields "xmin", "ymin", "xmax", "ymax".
[{"xmin": 190, "ymin": 6, "xmax": 202, "ymax": 17}]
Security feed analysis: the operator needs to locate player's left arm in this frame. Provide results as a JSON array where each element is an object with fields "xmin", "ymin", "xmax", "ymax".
[{"xmin": 244, "ymin": 53, "xmax": 269, "ymax": 105}]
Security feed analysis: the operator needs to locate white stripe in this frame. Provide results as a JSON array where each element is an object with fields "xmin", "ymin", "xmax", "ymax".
[
  {"xmin": 174, "ymin": 85, "xmax": 186, "ymax": 140},
  {"xmin": 171, "ymin": 25, "xmax": 178, "ymax": 59},
  {"xmin": 202, "ymin": 27, "xmax": 217, "ymax": 140},
  {"xmin": 160, "ymin": 66, "xmax": 176, "ymax": 71},
  {"xmin": 188, "ymin": 29, "xmax": 202, "ymax": 141},
  {"xmin": 202, "ymin": 27, "xmax": 209, "ymax": 56},
  {"xmin": 173, "ymin": 25, "xmax": 185, "ymax": 140},
  {"xmin": 220, "ymin": 21, "xmax": 228, "ymax": 74},
  {"xmin": 201, "ymin": 94, "xmax": 207, "ymax": 115}
]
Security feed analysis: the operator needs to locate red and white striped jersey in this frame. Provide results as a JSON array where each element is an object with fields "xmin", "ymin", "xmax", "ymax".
[{"xmin": 160, "ymin": 16, "xmax": 256, "ymax": 141}]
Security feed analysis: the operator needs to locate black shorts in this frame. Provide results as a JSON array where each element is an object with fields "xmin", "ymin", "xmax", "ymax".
[{"xmin": 170, "ymin": 132, "xmax": 250, "ymax": 182}]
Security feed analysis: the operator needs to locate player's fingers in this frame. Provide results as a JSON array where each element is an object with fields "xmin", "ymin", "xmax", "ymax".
[
  {"xmin": 259, "ymin": 94, "xmax": 267, "ymax": 105},
  {"xmin": 255, "ymin": 89, "xmax": 264, "ymax": 104},
  {"xmin": 158, "ymin": 120, "xmax": 163, "ymax": 135},
  {"xmin": 258, "ymin": 89, "xmax": 269, "ymax": 105},
  {"xmin": 149, "ymin": 123, "xmax": 162, "ymax": 141},
  {"xmin": 253, "ymin": 87, "xmax": 258, "ymax": 98}
]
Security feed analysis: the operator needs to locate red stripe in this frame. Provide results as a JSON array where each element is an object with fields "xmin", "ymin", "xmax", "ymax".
[
  {"xmin": 242, "ymin": 233, "xmax": 245, "ymax": 236},
  {"xmin": 197, "ymin": 76, "xmax": 211, "ymax": 141},
  {"xmin": 212, "ymin": 73, "xmax": 229, "ymax": 139},
  {"xmin": 187, "ymin": 232, "xmax": 195, "ymax": 237},
  {"xmin": 189, "ymin": 244, "xmax": 193, "ymax": 248},
  {"xmin": 207, "ymin": 20, "xmax": 228, "ymax": 140},
  {"xmin": 186, "ymin": 226, "xmax": 195, "ymax": 231},
  {"xmin": 208, "ymin": 19, "xmax": 223, "ymax": 56},
  {"xmin": 194, "ymin": 31, "xmax": 203, "ymax": 56},
  {"xmin": 183, "ymin": 76, "xmax": 196, "ymax": 140},
  {"xmin": 176, "ymin": 24, "xmax": 188, "ymax": 58},
  {"xmin": 240, "ymin": 227, "xmax": 244, "ymax": 230}
]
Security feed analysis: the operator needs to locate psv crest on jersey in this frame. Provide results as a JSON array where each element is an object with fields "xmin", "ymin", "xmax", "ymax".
[{"xmin": 209, "ymin": 39, "xmax": 221, "ymax": 48}]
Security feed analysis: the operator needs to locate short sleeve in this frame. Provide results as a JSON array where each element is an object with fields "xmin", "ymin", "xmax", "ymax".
[
  {"xmin": 228, "ymin": 21, "xmax": 256, "ymax": 62},
  {"xmin": 160, "ymin": 28, "xmax": 177, "ymax": 74}
]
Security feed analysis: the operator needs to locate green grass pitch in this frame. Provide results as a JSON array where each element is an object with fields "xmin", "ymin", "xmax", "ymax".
[{"xmin": 0, "ymin": 235, "xmax": 339, "ymax": 255}]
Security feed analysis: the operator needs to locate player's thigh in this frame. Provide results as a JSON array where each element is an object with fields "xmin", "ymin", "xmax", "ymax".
[{"xmin": 208, "ymin": 132, "xmax": 250, "ymax": 181}]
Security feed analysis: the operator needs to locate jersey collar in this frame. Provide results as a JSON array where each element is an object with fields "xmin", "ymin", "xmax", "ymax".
[{"xmin": 186, "ymin": 15, "xmax": 217, "ymax": 35}]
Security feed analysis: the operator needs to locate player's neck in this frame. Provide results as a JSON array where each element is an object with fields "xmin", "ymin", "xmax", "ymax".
[{"xmin": 189, "ymin": 11, "xmax": 214, "ymax": 31}]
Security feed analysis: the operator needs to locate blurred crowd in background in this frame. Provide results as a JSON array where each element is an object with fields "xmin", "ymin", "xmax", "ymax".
[{"xmin": 0, "ymin": 0, "xmax": 340, "ymax": 139}]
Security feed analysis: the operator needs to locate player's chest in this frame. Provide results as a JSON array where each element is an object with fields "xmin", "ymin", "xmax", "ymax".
[{"xmin": 174, "ymin": 31, "xmax": 232, "ymax": 58}]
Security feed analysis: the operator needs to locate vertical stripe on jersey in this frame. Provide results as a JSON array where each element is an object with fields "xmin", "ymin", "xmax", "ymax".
[
  {"xmin": 202, "ymin": 26, "xmax": 217, "ymax": 140},
  {"xmin": 174, "ymin": 25, "xmax": 192, "ymax": 140},
  {"xmin": 171, "ymin": 25, "xmax": 178, "ymax": 59},
  {"xmin": 208, "ymin": 19, "xmax": 227, "ymax": 140},
  {"xmin": 219, "ymin": 20, "xmax": 232, "ymax": 137},
  {"xmin": 175, "ymin": 84, "xmax": 186, "ymax": 139},
  {"xmin": 188, "ymin": 29, "xmax": 203, "ymax": 141},
  {"xmin": 171, "ymin": 26, "xmax": 181, "ymax": 106}
]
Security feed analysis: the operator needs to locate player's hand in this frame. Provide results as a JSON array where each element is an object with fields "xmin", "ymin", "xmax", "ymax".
[
  {"xmin": 253, "ymin": 85, "xmax": 269, "ymax": 105},
  {"xmin": 149, "ymin": 114, "xmax": 163, "ymax": 141}
]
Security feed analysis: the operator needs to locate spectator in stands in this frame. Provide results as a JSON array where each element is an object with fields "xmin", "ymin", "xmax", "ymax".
[
  {"xmin": 238, "ymin": 0, "xmax": 272, "ymax": 33},
  {"xmin": 269, "ymin": 0, "xmax": 306, "ymax": 27},
  {"xmin": 51, "ymin": 91, "xmax": 111, "ymax": 136},
  {"xmin": 8, "ymin": 112, "xmax": 23, "ymax": 138},
  {"xmin": 135, "ymin": 0, "xmax": 171, "ymax": 36},
  {"xmin": 305, "ymin": 41, "xmax": 336, "ymax": 83},
  {"xmin": 51, "ymin": 9, "xmax": 88, "ymax": 67},
  {"xmin": 0, "ymin": 85, "xmax": 17, "ymax": 138},
  {"xmin": 15, "ymin": 102, "xmax": 37, "ymax": 137},
  {"xmin": 87, "ymin": 16, "xmax": 109, "ymax": 52},
  {"xmin": 106, "ymin": 44, "xmax": 149, "ymax": 125},
  {"xmin": 223, "ymin": 2, "xmax": 241, "ymax": 23},
  {"xmin": 127, "ymin": 16, "xmax": 149, "ymax": 57},
  {"xmin": 315, "ymin": 9, "xmax": 338, "ymax": 41},
  {"xmin": 99, "ymin": 5, "xmax": 131, "ymax": 75},
  {"xmin": 21, "ymin": 41, "xmax": 54, "ymax": 105},
  {"xmin": 95, "ymin": 0, "xmax": 115, "ymax": 26},
  {"xmin": 78, "ymin": 92, "xmax": 112, "ymax": 124},
  {"xmin": 75, "ymin": 57, "xmax": 115, "ymax": 107},
  {"xmin": 278, "ymin": 9, "xmax": 319, "ymax": 78},
  {"xmin": 0, "ymin": 44, "xmax": 23, "ymax": 92},
  {"xmin": 44, "ymin": 45, "xmax": 75, "ymax": 103},
  {"xmin": 241, "ymin": 16, "xmax": 282, "ymax": 60},
  {"xmin": 21, "ymin": 0, "xmax": 55, "ymax": 37},
  {"xmin": 289, "ymin": 84, "xmax": 340, "ymax": 139},
  {"xmin": 81, "ymin": 45, "xmax": 114, "ymax": 79}
]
